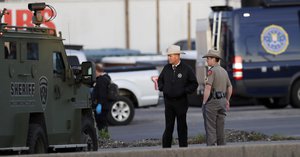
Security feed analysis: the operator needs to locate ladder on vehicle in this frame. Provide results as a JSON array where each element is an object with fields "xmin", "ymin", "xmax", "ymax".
[{"xmin": 211, "ymin": 12, "xmax": 222, "ymax": 51}]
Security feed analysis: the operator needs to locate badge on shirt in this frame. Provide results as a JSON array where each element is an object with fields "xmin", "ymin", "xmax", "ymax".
[
  {"xmin": 207, "ymin": 70, "xmax": 213, "ymax": 76},
  {"xmin": 177, "ymin": 73, "xmax": 182, "ymax": 78}
]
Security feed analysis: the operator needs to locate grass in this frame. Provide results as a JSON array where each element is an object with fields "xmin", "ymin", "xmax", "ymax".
[
  {"xmin": 247, "ymin": 132, "xmax": 268, "ymax": 141},
  {"xmin": 98, "ymin": 129, "xmax": 110, "ymax": 140},
  {"xmin": 270, "ymin": 134, "xmax": 299, "ymax": 141},
  {"xmin": 190, "ymin": 134, "xmax": 206, "ymax": 144}
]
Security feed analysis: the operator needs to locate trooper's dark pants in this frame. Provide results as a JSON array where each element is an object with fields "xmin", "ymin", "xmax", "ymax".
[
  {"xmin": 202, "ymin": 98, "xmax": 226, "ymax": 146},
  {"xmin": 162, "ymin": 97, "xmax": 188, "ymax": 148}
]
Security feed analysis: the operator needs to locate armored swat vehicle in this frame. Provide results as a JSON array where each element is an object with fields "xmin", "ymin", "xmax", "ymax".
[{"xmin": 0, "ymin": 3, "xmax": 98, "ymax": 154}]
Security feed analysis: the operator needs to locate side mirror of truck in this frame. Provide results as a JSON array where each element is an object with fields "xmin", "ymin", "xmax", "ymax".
[{"xmin": 81, "ymin": 61, "xmax": 96, "ymax": 87}]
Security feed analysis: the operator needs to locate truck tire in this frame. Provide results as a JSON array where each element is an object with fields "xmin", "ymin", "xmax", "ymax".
[
  {"xmin": 257, "ymin": 98, "xmax": 288, "ymax": 109},
  {"xmin": 107, "ymin": 96, "xmax": 134, "ymax": 125},
  {"xmin": 291, "ymin": 81, "xmax": 300, "ymax": 108},
  {"xmin": 27, "ymin": 124, "xmax": 48, "ymax": 154},
  {"xmin": 81, "ymin": 116, "xmax": 98, "ymax": 151}
]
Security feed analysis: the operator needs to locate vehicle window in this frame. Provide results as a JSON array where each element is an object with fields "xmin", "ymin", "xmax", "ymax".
[
  {"xmin": 4, "ymin": 41, "xmax": 17, "ymax": 59},
  {"xmin": 53, "ymin": 52, "xmax": 65, "ymax": 75},
  {"xmin": 67, "ymin": 56, "xmax": 80, "ymax": 67},
  {"xmin": 191, "ymin": 41, "xmax": 196, "ymax": 50},
  {"xmin": 180, "ymin": 41, "xmax": 188, "ymax": 50},
  {"xmin": 27, "ymin": 43, "xmax": 39, "ymax": 60},
  {"xmin": 243, "ymin": 35, "xmax": 259, "ymax": 62},
  {"xmin": 174, "ymin": 40, "xmax": 195, "ymax": 50}
]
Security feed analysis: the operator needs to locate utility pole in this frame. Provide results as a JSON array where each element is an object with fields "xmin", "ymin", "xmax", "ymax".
[
  {"xmin": 225, "ymin": 0, "xmax": 229, "ymax": 6},
  {"xmin": 125, "ymin": 0, "xmax": 130, "ymax": 49},
  {"xmin": 187, "ymin": 2, "xmax": 191, "ymax": 50},
  {"xmin": 156, "ymin": 0, "xmax": 160, "ymax": 54}
]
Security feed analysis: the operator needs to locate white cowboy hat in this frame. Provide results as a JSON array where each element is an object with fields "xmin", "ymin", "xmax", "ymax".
[
  {"xmin": 202, "ymin": 49, "xmax": 222, "ymax": 59},
  {"xmin": 165, "ymin": 45, "xmax": 185, "ymax": 55}
]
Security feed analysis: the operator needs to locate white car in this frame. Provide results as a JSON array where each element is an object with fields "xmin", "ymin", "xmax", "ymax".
[
  {"xmin": 105, "ymin": 65, "xmax": 159, "ymax": 125},
  {"xmin": 66, "ymin": 51, "xmax": 160, "ymax": 125}
]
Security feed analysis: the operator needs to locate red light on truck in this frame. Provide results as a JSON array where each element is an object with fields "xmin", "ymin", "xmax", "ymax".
[{"xmin": 233, "ymin": 56, "xmax": 243, "ymax": 80}]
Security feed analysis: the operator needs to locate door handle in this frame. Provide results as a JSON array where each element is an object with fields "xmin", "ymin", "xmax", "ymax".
[
  {"xmin": 54, "ymin": 85, "xmax": 61, "ymax": 99},
  {"xmin": 272, "ymin": 66, "xmax": 280, "ymax": 71},
  {"xmin": 261, "ymin": 66, "xmax": 267, "ymax": 73},
  {"xmin": 18, "ymin": 73, "xmax": 31, "ymax": 77}
]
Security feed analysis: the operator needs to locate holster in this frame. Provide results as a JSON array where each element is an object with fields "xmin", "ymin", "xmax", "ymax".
[{"xmin": 208, "ymin": 91, "xmax": 225, "ymax": 101}]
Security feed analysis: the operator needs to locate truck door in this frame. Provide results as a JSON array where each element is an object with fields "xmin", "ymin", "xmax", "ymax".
[
  {"xmin": 19, "ymin": 42, "xmax": 39, "ymax": 108},
  {"xmin": 1, "ymin": 40, "xmax": 27, "ymax": 146},
  {"xmin": 9, "ymin": 41, "xmax": 38, "ymax": 112},
  {"xmin": 51, "ymin": 51, "xmax": 74, "ymax": 143},
  {"xmin": 2, "ymin": 40, "xmax": 39, "ymax": 147}
]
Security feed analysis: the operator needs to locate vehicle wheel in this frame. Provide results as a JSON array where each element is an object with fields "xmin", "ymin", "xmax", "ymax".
[
  {"xmin": 107, "ymin": 96, "xmax": 135, "ymax": 125},
  {"xmin": 81, "ymin": 115, "xmax": 98, "ymax": 151},
  {"xmin": 291, "ymin": 81, "xmax": 300, "ymax": 108},
  {"xmin": 257, "ymin": 98, "xmax": 288, "ymax": 109},
  {"xmin": 27, "ymin": 124, "xmax": 48, "ymax": 154}
]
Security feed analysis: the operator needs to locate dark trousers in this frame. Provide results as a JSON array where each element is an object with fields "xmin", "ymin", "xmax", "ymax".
[
  {"xmin": 162, "ymin": 97, "xmax": 188, "ymax": 148},
  {"xmin": 94, "ymin": 109, "xmax": 109, "ymax": 131}
]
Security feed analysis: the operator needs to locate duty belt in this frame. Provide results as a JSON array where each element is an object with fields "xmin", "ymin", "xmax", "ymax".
[{"xmin": 208, "ymin": 91, "xmax": 226, "ymax": 101}]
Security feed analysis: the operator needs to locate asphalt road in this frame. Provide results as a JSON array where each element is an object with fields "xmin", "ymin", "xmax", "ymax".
[{"xmin": 109, "ymin": 98, "xmax": 300, "ymax": 142}]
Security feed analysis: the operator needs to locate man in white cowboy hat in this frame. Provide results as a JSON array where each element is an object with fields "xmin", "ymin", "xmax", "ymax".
[
  {"xmin": 202, "ymin": 49, "xmax": 232, "ymax": 146},
  {"xmin": 158, "ymin": 45, "xmax": 198, "ymax": 148}
]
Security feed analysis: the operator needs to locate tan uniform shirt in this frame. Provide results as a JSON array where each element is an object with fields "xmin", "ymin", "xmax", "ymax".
[{"xmin": 206, "ymin": 64, "xmax": 232, "ymax": 92}]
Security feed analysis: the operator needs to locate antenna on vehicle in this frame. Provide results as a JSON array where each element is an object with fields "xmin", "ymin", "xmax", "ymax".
[{"xmin": 28, "ymin": 3, "xmax": 57, "ymax": 27}]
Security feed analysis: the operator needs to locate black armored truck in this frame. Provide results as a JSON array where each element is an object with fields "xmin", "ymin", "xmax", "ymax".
[{"xmin": 0, "ymin": 3, "xmax": 98, "ymax": 154}]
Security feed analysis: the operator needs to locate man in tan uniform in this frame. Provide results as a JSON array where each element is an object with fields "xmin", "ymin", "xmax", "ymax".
[{"xmin": 202, "ymin": 49, "xmax": 232, "ymax": 146}]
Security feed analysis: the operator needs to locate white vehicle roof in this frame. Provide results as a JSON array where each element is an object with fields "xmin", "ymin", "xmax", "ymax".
[
  {"xmin": 101, "ymin": 51, "xmax": 202, "ymax": 66},
  {"xmin": 66, "ymin": 49, "xmax": 87, "ymax": 64},
  {"xmin": 101, "ymin": 55, "xmax": 167, "ymax": 64},
  {"xmin": 181, "ymin": 50, "xmax": 197, "ymax": 60}
]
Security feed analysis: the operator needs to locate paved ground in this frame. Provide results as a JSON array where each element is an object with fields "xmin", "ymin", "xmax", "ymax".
[
  {"xmin": 98, "ymin": 140, "xmax": 300, "ymax": 152},
  {"xmin": 109, "ymin": 99, "xmax": 300, "ymax": 142}
]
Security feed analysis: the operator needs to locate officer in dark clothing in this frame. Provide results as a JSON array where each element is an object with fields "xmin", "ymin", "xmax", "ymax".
[
  {"xmin": 158, "ymin": 45, "xmax": 198, "ymax": 148},
  {"xmin": 92, "ymin": 63, "xmax": 111, "ymax": 132}
]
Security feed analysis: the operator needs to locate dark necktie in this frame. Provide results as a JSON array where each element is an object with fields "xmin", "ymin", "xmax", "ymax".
[
  {"xmin": 172, "ymin": 65, "xmax": 176, "ymax": 71},
  {"xmin": 172, "ymin": 65, "xmax": 176, "ymax": 83}
]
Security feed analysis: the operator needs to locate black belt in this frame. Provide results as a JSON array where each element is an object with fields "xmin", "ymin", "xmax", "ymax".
[
  {"xmin": 212, "ymin": 96, "xmax": 225, "ymax": 99},
  {"xmin": 208, "ymin": 92, "xmax": 226, "ymax": 101}
]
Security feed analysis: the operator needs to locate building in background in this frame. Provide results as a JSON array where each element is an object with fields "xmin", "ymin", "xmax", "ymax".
[{"xmin": 0, "ymin": 0, "xmax": 240, "ymax": 52}]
